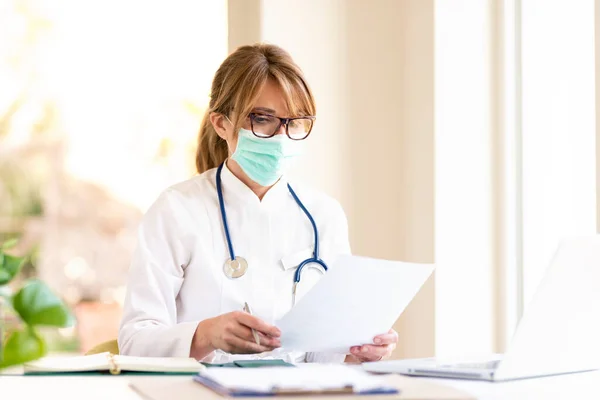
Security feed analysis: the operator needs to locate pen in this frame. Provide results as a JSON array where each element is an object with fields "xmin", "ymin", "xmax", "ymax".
[{"xmin": 243, "ymin": 302, "xmax": 261, "ymax": 346}]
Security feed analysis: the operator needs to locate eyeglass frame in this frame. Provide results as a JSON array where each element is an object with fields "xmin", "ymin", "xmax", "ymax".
[{"xmin": 247, "ymin": 112, "xmax": 316, "ymax": 140}]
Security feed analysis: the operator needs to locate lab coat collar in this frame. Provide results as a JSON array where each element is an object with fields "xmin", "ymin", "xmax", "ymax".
[{"xmin": 221, "ymin": 160, "xmax": 289, "ymax": 209}]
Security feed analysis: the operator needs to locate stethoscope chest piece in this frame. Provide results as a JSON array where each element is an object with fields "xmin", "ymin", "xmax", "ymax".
[{"xmin": 223, "ymin": 256, "xmax": 248, "ymax": 279}]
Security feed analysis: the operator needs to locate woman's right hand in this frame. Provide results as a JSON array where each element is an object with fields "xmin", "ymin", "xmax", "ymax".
[{"xmin": 191, "ymin": 311, "xmax": 281, "ymax": 359}]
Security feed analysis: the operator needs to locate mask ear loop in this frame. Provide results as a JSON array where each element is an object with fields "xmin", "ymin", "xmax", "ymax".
[{"xmin": 223, "ymin": 115, "xmax": 237, "ymax": 156}]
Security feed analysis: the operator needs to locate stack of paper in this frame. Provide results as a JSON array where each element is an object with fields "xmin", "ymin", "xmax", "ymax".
[{"xmin": 194, "ymin": 364, "xmax": 398, "ymax": 396}]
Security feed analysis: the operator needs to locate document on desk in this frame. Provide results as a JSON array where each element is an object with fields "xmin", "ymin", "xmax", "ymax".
[
  {"xmin": 193, "ymin": 365, "xmax": 397, "ymax": 396},
  {"xmin": 277, "ymin": 255, "xmax": 434, "ymax": 353}
]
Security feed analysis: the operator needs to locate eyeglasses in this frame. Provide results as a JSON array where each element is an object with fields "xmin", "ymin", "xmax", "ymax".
[{"xmin": 248, "ymin": 113, "xmax": 315, "ymax": 140}]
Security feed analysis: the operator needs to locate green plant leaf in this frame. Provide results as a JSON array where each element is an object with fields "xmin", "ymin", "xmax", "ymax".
[
  {"xmin": 0, "ymin": 253, "xmax": 25, "ymax": 285},
  {"xmin": 12, "ymin": 280, "xmax": 74, "ymax": 327},
  {"xmin": 0, "ymin": 270, "xmax": 9, "ymax": 284},
  {"xmin": 1, "ymin": 238, "xmax": 18, "ymax": 250},
  {"xmin": 0, "ymin": 328, "xmax": 46, "ymax": 369}
]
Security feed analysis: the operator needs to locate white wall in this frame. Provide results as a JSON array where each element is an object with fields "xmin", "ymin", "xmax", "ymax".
[
  {"xmin": 434, "ymin": 0, "xmax": 496, "ymax": 357},
  {"xmin": 227, "ymin": 0, "xmax": 261, "ymax": 51},
  {"xmin": 342, "ymin": 0, "xmax": 435, "ymax": 360},
  {"xmin": 597, "ymin": 0, "xmax": 600, "ymax": 234},
  {"xmin": 520, "ymin": 0, "xmax": 597, "ymax": 309}
]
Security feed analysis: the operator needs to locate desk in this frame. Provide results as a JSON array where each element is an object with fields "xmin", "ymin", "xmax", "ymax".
[
  {"xmin": 1, "ymin": 370, "xmax": 599, "ymax": 399},
  {"xmin": 423, "ymin": 370, "xmax": 600, "ymax": 399}
]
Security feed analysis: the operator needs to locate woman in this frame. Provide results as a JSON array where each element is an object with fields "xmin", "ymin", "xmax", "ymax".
[{"xmin": 118, "ymin": 43, "xmax": 398, "ymax": 364}]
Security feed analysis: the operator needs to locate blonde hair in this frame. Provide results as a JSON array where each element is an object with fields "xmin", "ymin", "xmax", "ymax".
[{"xmin": 196, "ymin": 43, "xmax": 316, "ymax": 174}]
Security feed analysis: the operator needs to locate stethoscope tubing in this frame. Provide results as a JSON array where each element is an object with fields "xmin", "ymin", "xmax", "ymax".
[{"xmin": 216, "ymin": 163, "xmax": 237, "ymax": 261}]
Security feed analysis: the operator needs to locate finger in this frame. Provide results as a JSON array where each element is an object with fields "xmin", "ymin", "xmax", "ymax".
[
  {"xmin": 350, "ymin": 344, "xmax": 391, "ymax": 361},
  {"xmin": 257, "ymin": 332, "xmax": 281, "ymax": 348},
  {"xmin": 373, "ymin": 333, "xmax": 398, "ymax": 345},
  {"xmin": 225, "ymin": 335, "xmax": 277, "ymax": 354},
  {"xmin": 229, "ymin": 323, "xmax": 281, "ymax": 348},
  {"xmin": 235, "ymin": 312, "xmax": 281, "ymax": 337}
]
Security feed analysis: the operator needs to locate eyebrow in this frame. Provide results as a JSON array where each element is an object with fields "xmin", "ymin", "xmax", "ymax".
[{"xmin": 251, "ymin": 107, "xmax": 278, "ymax": 114}]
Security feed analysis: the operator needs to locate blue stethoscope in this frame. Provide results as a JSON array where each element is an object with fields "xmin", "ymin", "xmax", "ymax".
[{"xmin": 216, "ymin": 162, "xmax": 328, "ymax": 306}]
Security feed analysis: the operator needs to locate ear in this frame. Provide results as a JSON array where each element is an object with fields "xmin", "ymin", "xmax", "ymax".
[{"xmin": 210, "ymin": 112, "xmax": 231, "ymax": 140}]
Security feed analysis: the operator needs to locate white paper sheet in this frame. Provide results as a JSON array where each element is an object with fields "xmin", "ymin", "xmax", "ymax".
[
  {"xmin": 197, "ymin": 364, "xmax": 389, "ymax": 392},
  {"xmin": 276, "ymin": 255, "xmax": 434, "ymax": 353}
]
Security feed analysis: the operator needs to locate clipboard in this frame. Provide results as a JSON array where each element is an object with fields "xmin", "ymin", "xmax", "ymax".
[{"xmin": 193, "ymin": 373, "xmax": 399, "ymax": 397}]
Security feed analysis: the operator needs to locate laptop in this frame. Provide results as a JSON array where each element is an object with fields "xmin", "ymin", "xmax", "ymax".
[{"xmin": 364, "ymin": 236, "xmax": 600, "ymax": 381}]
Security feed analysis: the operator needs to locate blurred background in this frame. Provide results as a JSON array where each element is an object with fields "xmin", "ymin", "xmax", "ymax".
[{"xmin": 0, "ymin": 0, "xmax": 598, "ymax": 359}]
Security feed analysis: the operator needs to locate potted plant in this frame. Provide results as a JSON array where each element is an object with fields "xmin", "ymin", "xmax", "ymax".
[{"xmin": 0, "ymin": 239, "xmax": 74, "ymax": 368}]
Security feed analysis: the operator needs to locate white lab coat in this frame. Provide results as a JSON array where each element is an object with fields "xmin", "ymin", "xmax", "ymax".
[{"xmin": 118, "ymin": 163, "xmax": 351, "ymax": 363}]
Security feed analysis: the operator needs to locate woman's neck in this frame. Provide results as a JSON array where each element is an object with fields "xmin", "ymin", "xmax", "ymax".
[{"xmin": 226, "ymin": 159, "xmax": 272, "ymax": 200}]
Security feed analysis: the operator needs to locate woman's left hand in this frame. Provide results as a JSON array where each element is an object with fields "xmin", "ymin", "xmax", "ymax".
[{"xmin": 345, "ymin": 329, "xmax": 398, "ymax": 363}]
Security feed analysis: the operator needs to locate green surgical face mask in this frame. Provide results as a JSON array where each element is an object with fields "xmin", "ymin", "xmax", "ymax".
[{"xmin": 231, "ymin": 128, "xmax": 303, "ymax": 186}]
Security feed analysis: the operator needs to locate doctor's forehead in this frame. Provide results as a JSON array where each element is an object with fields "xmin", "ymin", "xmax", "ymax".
[{"xmin": 250, "ymin": 79, "xmax": 290, "ymax": 117}]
